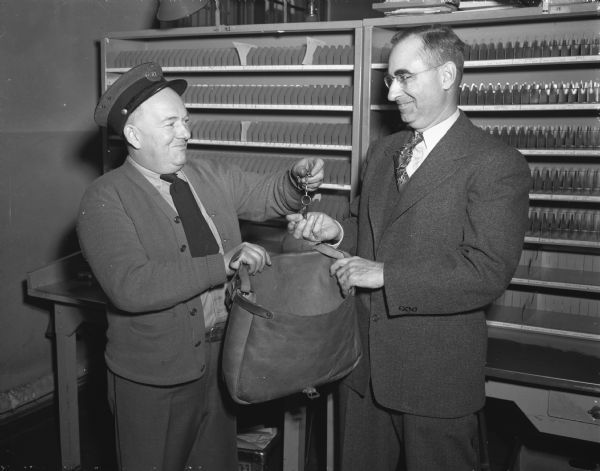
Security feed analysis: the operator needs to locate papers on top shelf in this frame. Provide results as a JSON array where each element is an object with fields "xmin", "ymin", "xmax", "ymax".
[
  {"xmin": 458, "ymin": 0, "xmax": 516, "ymax": 9},
  {"xmin": 373, "ymin": 0, "xmax": 460, "ymax": 14}
]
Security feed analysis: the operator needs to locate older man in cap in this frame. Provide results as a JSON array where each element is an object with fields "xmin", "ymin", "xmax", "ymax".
[{"xmin": 77, "ymin": 62, "xmax": 324, "ymax": 471}]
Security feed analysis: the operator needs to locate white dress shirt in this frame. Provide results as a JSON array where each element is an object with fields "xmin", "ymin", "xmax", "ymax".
[{"xmin": 406, "ymin": 109, "xmax": 460, "ymax": 178}]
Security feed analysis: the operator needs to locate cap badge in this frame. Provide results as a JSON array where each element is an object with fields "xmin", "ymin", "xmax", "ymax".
[{"xmin": 145, "ymin": 69, "xmax": 161, "ymax": 81}]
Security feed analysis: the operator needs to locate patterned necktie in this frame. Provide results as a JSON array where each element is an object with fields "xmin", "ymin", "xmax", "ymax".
[
  {"xmin": 160, "ymin": 173, "xmax": 219, "ymax": 257},
  {"xmin": 394, "ymin": 131, "xmax": 423, "ymax": 190}
]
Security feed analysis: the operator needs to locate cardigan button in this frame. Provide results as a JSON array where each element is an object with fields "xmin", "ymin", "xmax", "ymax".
[{"xmin": 180, "ymin": 245, "xmax": 187, "ymax": 252}]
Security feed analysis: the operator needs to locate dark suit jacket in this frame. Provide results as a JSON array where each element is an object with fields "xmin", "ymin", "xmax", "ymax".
[{"xmin": 340, "ymin": 112, "xmax": 531, "ymax": 418}]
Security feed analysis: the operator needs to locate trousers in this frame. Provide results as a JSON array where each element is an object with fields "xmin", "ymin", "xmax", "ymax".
[
  {"xmin": 107, "ymin": 340, "xmax": 238, "ymax": 471},
  {"xmin": 339, "ymin": 382, "xmax": 481, "ymax": 471}
]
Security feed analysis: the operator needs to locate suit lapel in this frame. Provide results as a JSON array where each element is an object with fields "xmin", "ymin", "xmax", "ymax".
[
  {"xmin": 367, "ymin": 132, "xmax": 411, "ymax": 247},
  {"xmin": 371, "ymin": 114, "xmax": 472, "ymax": 246}
]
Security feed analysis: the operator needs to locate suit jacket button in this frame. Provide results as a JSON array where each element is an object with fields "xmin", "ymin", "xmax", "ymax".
[
  {"xmin": 180, "ymin": 244, "xmax": 187, "ymax": 252},
  {"xmin": 195, "ymin": 340, "xmax": 202, "ymax": 347},
  {"xmin": 371, "ymin": 315, "xmax": 380, "ymax": 322},
  {"xmin": 174, "ymin": 216, "xmax": 181, "ymax": 223},
  {"xmin": 190, "ymin": 308, "xmax": 197, "ymax": 316}
]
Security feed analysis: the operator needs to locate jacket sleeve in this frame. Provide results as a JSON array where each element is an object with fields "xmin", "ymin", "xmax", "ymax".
[
  {"xmin": 76, "ymin": 179, "xmax": 226, "ymax": 313},
  {"xmin": 383, "ymin": 147, "xmax": 531, "ymax": 316},
  {"xmin": 339, "ymin": 199, "xmax": 359, "ymax": 255},
  {"xmin": 212, "ymin": 161, "xmax": 303, "ymax": 221},
  {"xmin": 338, "ymin": 141, "xmax": 381, "ymax": 255}
]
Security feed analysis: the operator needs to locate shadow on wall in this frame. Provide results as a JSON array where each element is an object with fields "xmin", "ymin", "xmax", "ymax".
[
  {"xmin": 0, "ymin": 129, "xmax": 106, "ymax": 418},
  {"xmin": 0, "ymin": 0, "xmax": 159, "ymax": 422}
]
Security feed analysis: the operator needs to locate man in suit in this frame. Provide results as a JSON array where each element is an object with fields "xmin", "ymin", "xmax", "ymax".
[
  {"xmin": 77, "ymin": 62, "xmax": 323, "ymax": 471},
  {"xmin": 286, "ymin": 25, "xmax": 530, "ymax": 470}
]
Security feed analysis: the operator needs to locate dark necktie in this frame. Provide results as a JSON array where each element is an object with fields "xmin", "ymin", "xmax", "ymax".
[
  {"xmin": 160, "ymin": 173, "xmax": 219, "ymax": 257},
  {"xmin": 394, "ymin": 131, "xmax": 423, "ymax": 190}
]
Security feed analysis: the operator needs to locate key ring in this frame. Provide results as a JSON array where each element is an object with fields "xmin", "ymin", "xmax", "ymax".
[{"xmin": 299, "ymin": 173, "xmax": 313, "ymax": 218}]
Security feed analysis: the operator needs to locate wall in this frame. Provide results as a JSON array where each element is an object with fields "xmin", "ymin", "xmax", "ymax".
[{"xmin": 0, "ymin": 0, "xmax": 158, "ymax": 417}]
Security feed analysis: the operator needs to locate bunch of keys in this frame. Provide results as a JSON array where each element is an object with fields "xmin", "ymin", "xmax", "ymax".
[{"xmin": 299, "ymin": 173, "xmax": 313, "ymax": 218}]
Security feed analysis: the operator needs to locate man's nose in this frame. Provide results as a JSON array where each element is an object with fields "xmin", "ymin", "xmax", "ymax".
[
  {"xmin": 387, "ymin": 81, "xmax": 405, "ymax": 101},
  {"xmin": 178, "ymin": 121, "xmax": 191, "ymax": 140}
]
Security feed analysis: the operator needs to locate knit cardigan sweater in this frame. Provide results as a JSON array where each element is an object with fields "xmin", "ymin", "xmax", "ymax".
[{"xmin": 77, "ymin": 157, "xmax": 302, "ymax": 385}]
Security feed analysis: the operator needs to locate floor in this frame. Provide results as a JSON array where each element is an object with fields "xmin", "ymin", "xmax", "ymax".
[{"xmin": 1, "ymin": 370, "xmax": 599, "ymax": 471}]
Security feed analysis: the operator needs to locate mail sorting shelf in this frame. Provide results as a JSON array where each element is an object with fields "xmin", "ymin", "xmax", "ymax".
[
  {"xmin": 101, "ymin": 21, "xmax": 365, "ymax": 225},
  {"xmin": 484, "ymin": 125, "xmax": 600, "ymax": 250},
  {"xmin": 362, "ymin": 6, "xmax": 600, "ymax": 443}
]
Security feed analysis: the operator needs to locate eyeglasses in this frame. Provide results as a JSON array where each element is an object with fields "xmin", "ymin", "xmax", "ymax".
[{"xmin": 383, "ymin": 65, "xmax": 442, "ymax": 89}]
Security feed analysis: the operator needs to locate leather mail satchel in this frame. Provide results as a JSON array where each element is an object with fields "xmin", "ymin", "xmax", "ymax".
[{"xmin": 222, "ymin": 247, "xmax": 362, "ymax": 404}]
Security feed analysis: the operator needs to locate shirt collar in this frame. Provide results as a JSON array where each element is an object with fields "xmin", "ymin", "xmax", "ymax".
[
  {"xmin": 127, "ymin": 156, "xmax": 162, "ymax": 181},
  {"xmin": 419, "ymin": 109, "xmax": 460, "ymax": 151},
  {"xmin": 127, "ymin": 156, "xmax": 188, "ymax": 183}
]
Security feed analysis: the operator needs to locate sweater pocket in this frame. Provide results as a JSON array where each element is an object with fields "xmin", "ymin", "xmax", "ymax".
[{"xmin": 125, "ymin": 311, "xmax": 182, "ymax": 359}]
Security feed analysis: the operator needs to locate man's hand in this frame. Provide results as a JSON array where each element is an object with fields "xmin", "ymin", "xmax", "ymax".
[
  {"xmin": 330, "ymin": 257, "xmax": 384, "ymax": 297},
  {"xmin": 286, "ymin": 212, "xmax": 341, "ymax": 243},
  {"xmin": 291, "ymin": 157, "xmax": 324, "ymax": 191},
  {"xmin": 224, "ymin": 242, "xmax": 271, "ymax": 275}
]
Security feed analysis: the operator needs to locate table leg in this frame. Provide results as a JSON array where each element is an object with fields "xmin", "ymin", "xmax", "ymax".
[
  {"xmin": 326, "ymin": 392, "xmax": 334, "ymax": 471},
  {"xmin": 54, "ymin": 304, "xmax": 84, "ymax": 471},
  {"xmin": 283, "ymin": 403, "xmax": 306, "ymax": 471}
]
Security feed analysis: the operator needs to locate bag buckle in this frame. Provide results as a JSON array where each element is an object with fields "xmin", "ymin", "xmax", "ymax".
[{"xmin": 302, "ymin": 386, "xmax": 320, "ymax": 400}]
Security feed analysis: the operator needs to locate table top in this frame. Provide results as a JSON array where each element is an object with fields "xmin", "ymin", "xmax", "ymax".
[{"xmin": 487, "ymin": 326, "xmax": 600, "ymax": 394}]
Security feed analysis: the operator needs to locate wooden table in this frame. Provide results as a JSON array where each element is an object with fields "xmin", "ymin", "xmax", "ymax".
[
  {"xmin": 485, "ymin": 326, "xmax": 600, "ymax": 444},
  {"xmin": 27, "ymin": 252, "xmax": 107, "ymax": 470},
  {"xmin": 28, "ymin": 252, "xmax": 599, "ymax": 470}
]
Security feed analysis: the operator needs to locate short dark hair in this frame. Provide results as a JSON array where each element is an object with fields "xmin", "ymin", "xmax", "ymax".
[{"xmin": 390, "ymin": 25, "xmax": 466, "ymax": 84}]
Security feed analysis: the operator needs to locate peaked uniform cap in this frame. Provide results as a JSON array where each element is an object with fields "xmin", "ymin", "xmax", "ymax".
[{"xmin": 94, "ymin": 62, "xmax": 187, "ymax": 134}]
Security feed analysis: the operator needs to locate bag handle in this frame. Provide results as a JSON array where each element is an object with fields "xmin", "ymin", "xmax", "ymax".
[
  {"xmin": 312, "ymin": 243, "xmax": 355, "ymax": 296},
  {"xmin": 237, "ymin": 264, "xmax": 252, "ymax": 295},
  {"xmin": 231, "ymin": 265, "xmax": 273, "ymax": 319},
  {"xmin": 312, "ymin": 242, "xmax": 349, "ymax": 260}
]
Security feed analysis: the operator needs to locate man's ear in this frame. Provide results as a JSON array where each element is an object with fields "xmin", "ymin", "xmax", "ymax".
[
  {"xmin": 439, "ymin": 61, "xmax": 458, "ymax": 91},
  {"xmin": 123, "ymin": 123, "xmax": 141, "ymax": 149}
]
